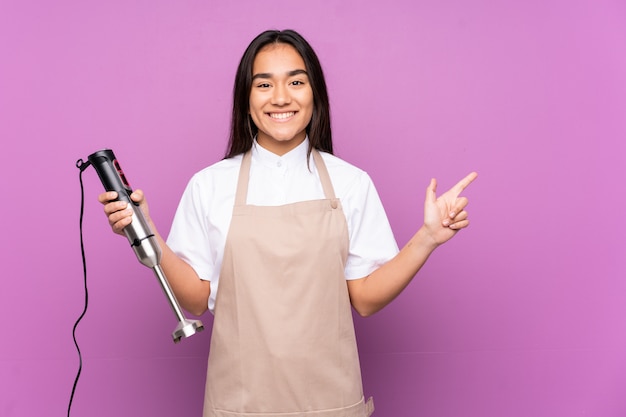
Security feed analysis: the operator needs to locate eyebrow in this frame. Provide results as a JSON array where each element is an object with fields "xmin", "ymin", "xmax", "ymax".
[{"xmin": 252, "ymin": 69, "xmax": 308, "ymax": 81}]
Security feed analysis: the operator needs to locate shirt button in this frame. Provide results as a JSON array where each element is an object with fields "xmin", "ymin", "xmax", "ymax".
[{"xmin": 276, "ymin": 160, "xmax": 282, "ymax": 167}]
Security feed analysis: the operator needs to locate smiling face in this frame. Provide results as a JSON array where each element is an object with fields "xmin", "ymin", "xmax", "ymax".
[{"xmin": 249, "ymin": 43, "xmax": 314, "ymax": 156}]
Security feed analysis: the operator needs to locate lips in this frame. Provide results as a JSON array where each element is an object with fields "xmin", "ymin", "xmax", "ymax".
[{"xmin": 268, "ymin": 111, "xmax": 296, "ymax": 120}]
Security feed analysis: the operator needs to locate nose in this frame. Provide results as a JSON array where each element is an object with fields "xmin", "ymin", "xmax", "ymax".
[{"xmin": 271, "ymin": 84, "xmax": 291, "ymax": 106}]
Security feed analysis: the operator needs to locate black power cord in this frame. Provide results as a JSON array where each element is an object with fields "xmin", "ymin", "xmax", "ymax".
[{"xmin": 69, "ymin": 159, "xmax": 92, "ymax": 417}]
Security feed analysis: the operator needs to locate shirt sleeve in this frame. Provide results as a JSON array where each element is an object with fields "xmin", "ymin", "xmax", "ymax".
[
  {"xmin": 166, "ymin": 173, "xmax": 214, "ymax": 282},
  {"xmin": 342, "ymin": 171, "xmax": 400, "ymax": 280}
]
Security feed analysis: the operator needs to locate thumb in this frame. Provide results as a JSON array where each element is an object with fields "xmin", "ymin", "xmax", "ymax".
[
  {"xmin": 130, "ymin": 189, "xmax": 151, "ymax": 220},
  {"xmin": 130, "ymin": 189, "xmax": 145, "ymax": 204},
  {"xmin": 425, "ymin": 178, "xmax": 437, "ymax": 204}
]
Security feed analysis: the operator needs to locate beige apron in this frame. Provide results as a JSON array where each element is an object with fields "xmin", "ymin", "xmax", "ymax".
[{"xmin": 203, "ymin": 149, "xmax": 374, "ymax": 417}]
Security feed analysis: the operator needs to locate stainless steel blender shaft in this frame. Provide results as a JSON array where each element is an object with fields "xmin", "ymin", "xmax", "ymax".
[
  {"xmin": 124, "ymin": 211, "xmax": 204, "ymax": 343},
  {"xmin": 151, "ymin": 265, "xmax": 204, "ymax": 342}
]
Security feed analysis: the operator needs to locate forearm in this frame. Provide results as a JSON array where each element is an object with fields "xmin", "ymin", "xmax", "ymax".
[
  {"xmin": 348, "ymin": 226, "xmax": 439, "ymax": 317},
  {"xmin": 151, "ymin": 225, "xmax": 211, "ymax": 317}
]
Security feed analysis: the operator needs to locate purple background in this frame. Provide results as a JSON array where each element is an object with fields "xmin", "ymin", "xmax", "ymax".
[{"xmin": 1, "ymin": 1, "xmax": 625, "ymax": 416}]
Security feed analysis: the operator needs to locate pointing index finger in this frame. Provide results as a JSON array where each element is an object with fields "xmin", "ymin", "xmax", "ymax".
[{"xmin": 452, "ymin": 171, "xmax": 478, "ymax": 194}]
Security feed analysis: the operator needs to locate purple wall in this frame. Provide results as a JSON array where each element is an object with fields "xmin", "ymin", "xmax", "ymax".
[{"xmin": 1, "ymin": 1, "xmax": 625, "ymax": 416}]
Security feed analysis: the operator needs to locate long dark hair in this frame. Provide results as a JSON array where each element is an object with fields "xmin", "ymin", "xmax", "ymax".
[{"xmin": 224, "ymin": 29, "xmax": 333, "ymax": 159}]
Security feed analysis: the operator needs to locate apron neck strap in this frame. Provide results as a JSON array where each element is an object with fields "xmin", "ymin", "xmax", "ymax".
[
  {"xmin": 311, "ymin": 149, "xmax": 337, "ymax": 200},
  {"xmin": 235, "ymin": 150, "xmax": 252, "ymax": 206}
]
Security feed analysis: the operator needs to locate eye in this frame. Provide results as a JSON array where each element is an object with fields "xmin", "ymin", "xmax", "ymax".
[
  {"xmin": 255, "ymin": 82, "xmax": 271, "ymax": 88},
  {"xmin": 291, "ymin": 80, "xmax": 305, "ymax": 86}
]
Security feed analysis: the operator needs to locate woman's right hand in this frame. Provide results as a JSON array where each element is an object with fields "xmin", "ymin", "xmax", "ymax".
[{"xmin": 98, "ymin": 190, "xmax": 150, "ymax": 236}]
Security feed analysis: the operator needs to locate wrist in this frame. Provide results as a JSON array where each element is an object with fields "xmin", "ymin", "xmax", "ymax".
[{"xmin": 414, "ymin": 225, "xmax": 441, "ymax": 252}]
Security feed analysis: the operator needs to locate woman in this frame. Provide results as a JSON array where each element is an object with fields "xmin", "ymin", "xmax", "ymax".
[{"xmin": 100, "ymin": 29, "xmax": 477, "ymax": 417}]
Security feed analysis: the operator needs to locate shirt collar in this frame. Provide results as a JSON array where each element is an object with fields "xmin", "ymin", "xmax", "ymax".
[{"xmin": 252, "ymin": 137, "xmax": 310, "ymax": 169}]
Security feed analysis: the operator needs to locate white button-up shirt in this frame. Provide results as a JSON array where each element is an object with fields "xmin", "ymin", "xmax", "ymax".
[{"xmin": 167, "ymin": 139, "xmax": 399, "ymax": 312}]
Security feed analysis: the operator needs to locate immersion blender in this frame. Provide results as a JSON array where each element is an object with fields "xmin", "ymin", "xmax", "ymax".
[{"xmin": 80, "ymin": 149, "xmax": 203, "ymax": 343}]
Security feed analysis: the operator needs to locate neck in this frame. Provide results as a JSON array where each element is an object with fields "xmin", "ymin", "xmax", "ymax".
[{"xmin": 256, "ymin": 133, "xmax": 307, "ymax": 156}]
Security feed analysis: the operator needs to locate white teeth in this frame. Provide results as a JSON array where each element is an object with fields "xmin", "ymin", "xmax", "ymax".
[{"xmin": 269, "ymin": 112, "xmax": 295, "ymax": 119}]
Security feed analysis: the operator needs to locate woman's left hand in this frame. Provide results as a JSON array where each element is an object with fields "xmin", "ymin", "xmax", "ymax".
[{"xmin": 423, "ymin": 171, "xmax": 478, "ymax": 247}]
